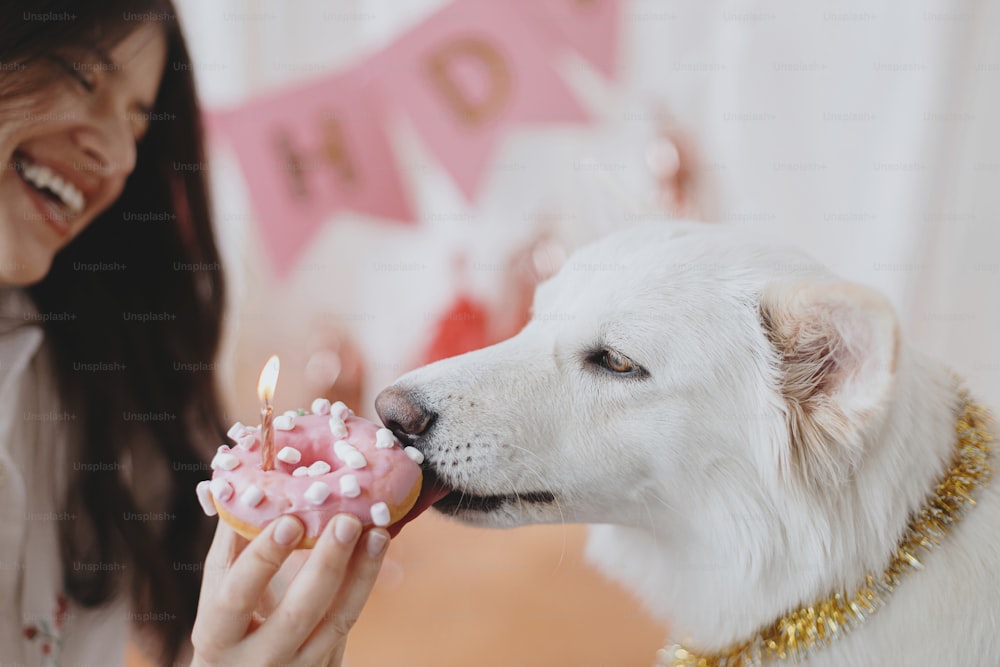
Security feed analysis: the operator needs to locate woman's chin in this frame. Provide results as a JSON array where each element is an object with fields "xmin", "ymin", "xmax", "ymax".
[{"xmin": 0, "ymin": 249, "xmax": 54, "ymax": 288}]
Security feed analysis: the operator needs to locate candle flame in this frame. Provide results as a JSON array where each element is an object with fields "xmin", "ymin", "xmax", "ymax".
[{"xmin": 257, "ymin": 355, "xmax": 280, "ymax": 402}]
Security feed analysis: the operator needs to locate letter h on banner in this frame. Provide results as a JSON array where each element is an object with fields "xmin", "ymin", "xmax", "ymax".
[
  {"xmin": 211, "ymin": 73, "xmax": 414, "ymax": 277},
  {"xmin": 275, "ymin": 116, "xmax": 358, "ymax": 200}
]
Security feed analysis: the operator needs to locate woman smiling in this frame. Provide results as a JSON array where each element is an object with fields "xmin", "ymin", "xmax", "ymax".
[{"xmin": 0, "ymin": 2, "xmax": 387, "ymax": 665}]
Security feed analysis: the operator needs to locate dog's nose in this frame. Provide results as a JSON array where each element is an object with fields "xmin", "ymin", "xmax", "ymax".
[{"xmin": 375, "ymin": 386, "xmax": 435, "ymax": 445}]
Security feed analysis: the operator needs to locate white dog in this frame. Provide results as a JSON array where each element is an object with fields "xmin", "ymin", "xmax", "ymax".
[{"xmin": 376, "ymin": 222, "xmax": 999, "ymax": 666}]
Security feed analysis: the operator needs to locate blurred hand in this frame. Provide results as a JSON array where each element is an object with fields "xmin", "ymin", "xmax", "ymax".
[{"xmin": 190, "ymin": 512, "xmax": 389, "ymax": 667}]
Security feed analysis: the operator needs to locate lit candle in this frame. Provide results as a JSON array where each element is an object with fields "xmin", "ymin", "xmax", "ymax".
[{"xmin": 257, "ymin": 355, "xmax": 280, "ymax": 471}]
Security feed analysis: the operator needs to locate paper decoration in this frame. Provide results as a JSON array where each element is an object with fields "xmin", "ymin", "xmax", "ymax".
[
  {"xmin": 370, "ymin": 0, "xmax": 590, "ymax": 200},
  {"xmin": 513, "ymin": 0, "xmax": 622, "ymax": 78},
  {"xmin": 211, "ymin": 73, "xmax": 414, "ymax": 276},
  {"xmin": 208, "ymin": 0, "xmax": 620, "ymax": 276},
  {"xmin": 420, "ymin": 234, "xmax": 567, "ymax": 363},
  {"xmin": 421, "ymin": 294, "xmax": 492, "ymax": 364}
]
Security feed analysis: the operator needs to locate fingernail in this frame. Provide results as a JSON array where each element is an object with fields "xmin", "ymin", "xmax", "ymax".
[
  {"xmin": 366, "ymin": 530, "xmax": 389, "ymax": 558},
  {"xmin": 334, "ymin": 514, "xmax": 362, "ymax": 544},
  {"xmin": 273, "ymin": 516, "xmax": 303, "ymax": 546}
]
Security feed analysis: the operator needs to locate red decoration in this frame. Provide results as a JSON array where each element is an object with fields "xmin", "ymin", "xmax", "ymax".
[
  {"xmin": 419, "ymin": 234, "xmax": 566, "ymax": 365},
  {"xmin": 421, "ymin": 294, "xmax": 492, "ymax": 364}
]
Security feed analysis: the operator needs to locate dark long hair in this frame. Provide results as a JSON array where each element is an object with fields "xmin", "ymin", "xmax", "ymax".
[{"xmin": 2, "ymin": 1, "xmax": 225, "ymax": 663}]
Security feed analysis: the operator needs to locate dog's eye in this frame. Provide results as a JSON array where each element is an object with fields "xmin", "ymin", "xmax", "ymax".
[
  {"xmin": 589, "ymin": 348, "xmax": 645, "ymax": 377},
  {"xmin": 603, "ymin": 349, "xmax": 634, "ymax": 373}
]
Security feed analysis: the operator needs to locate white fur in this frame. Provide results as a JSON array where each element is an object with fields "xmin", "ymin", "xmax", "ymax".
[{"xmin": 385, "ymin": 222, "xmax": 1000, "ymax": 665}]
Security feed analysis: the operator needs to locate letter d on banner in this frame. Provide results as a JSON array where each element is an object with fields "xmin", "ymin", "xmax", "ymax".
[
  {"xmin": 371, "ymin": 0, "xmax": 589, "ymax": 201},
  {"xmin": 426, "ymin": 37, "xmax": 512, "ymax": 125}
]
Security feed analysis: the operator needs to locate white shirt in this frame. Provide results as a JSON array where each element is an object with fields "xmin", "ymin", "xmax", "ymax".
[{"xmin": 0, "ymin": 288, "xmax": 127, "ymax": 667}]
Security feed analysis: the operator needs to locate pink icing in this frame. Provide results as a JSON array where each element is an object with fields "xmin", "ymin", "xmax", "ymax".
[{"xmin": 210, "ymin": 412, "xmax": 421, "ymax": 539}]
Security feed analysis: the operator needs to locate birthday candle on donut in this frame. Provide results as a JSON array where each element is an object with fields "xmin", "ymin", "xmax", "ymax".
[{"xmin": 257, "ymin": 355, "xmax": 280, "ymax": 471}]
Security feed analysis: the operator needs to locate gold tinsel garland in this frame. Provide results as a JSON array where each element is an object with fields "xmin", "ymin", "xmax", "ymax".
[{"xmin": 657, "ymin": 391, "xmax": 994, "ymax": 667}]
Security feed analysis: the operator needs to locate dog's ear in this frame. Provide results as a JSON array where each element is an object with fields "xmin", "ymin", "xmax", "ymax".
[{"xmin": 759, "ymin": 281, "xmax": 899, "ymax": 487}]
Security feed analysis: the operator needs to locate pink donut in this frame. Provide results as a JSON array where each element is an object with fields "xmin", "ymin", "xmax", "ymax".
[{"xmin": 195, "ymin": 400, "xmax": 423, "ymax": 548}]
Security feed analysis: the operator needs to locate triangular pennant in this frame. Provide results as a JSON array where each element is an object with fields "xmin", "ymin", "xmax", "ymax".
[
  {"xmin": 210, "ymin": 72, "xmax": 414, "ymax": 276},
  {"xmin": 370, "ymin": 0, "xmax": 590, "ymax": 201}
]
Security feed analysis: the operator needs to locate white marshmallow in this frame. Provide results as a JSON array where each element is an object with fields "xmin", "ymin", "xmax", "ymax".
[
  {"xmin": 340, "ymin": 474, "xmax": 361, "ymax": 498},
  {"xmin": 237, "ymin": 433, "xmax": 257, "ymax": 450},
  {"xmin": 375, "ymin": 428, "xmax": 397, "ymax": 449},
  {"xmin": 240, "ymin": 484, "xmax": 265, "ymax": 507},
  {"xmin": 370, "ymin": 502, "xmax": 391, "ymax": 527},
  {"xmin": 304, "ymin": 481, "xmax": 331, "ymax": 505},
  {"xmin": 404, "ymin": 446, "xmax": 425, "ymax": 464},
  {"xmin": 276, "ymin": 446, "xmax": 302, "ymax": 464},
  {"xmin": 308, "ymin": 460, "xmax": 331, "ymax": 476},
  {"xmin": 211, "ymin": 452, "xmax": 239, "ymax": 471},
  {"xmin": 330, "ymin": 401, "xmax": 352, "ymax": 420},
  {"xmin": 328, "ymin": 418, "xmax": 348, "ymax": 438},
  {"xmin": 292, "ymin": 466, "xmax": 309, "ymax": 477},
  {"xmin": 217, "ymin": 444, "xmax": 231, "ymax": 454},
  {"xmin": 273, "ymin": 414, "xmax": 295, "ymax": 430},
  {"xmin": 311, "ymin": 397, "xmax": 331, "ymax": 415},
  {"xmin": 209, "ymin": 478, "xmax": 234, "ymax": 502},
  {"xmin": 227, "ymin": 421, "xmax": 248, "ymax": 440},
  {"xmin": 334, "ymin": 440, "xmax": 367, "ymax": 469},
  {"xmin": 196, "ymin": 481, "xmax": 217, "ymax": 516},
  {"xmin": 283, "ymin": 410, "xmax": 300, "ymax": 418}
]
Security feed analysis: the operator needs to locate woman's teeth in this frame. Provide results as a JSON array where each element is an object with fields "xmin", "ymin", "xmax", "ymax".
[{"xmin": 18, "ymin": 160, "xmax": 86, "ymax": 215}]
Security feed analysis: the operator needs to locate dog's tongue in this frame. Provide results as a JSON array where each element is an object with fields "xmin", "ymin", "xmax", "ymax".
[{"xmin": 388, "ymin": 475, "xmax": 451, "ymax": 538}]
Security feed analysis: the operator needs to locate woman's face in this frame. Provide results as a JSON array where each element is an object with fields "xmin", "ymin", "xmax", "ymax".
[{"xmin": 0, "ymin": 25, "xmax": 167, "ymax": 286}]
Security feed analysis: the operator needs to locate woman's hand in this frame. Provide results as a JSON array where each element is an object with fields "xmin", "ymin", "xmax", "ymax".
[{"xmin": 190, "ymin": 512, "xmax": 389, "ymax": 667}]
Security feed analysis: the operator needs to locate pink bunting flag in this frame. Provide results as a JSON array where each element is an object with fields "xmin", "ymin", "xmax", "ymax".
[
  {"xmin": 211, "ymin": 73, "xmax": 414, "ymax": 276},
  {"xmin": 514, "ymin": 0, "xmax": 622, "ymax": 78},
  {"xmin": 370, "ymin": 0, "xmax": 590, "ymax": 201}
]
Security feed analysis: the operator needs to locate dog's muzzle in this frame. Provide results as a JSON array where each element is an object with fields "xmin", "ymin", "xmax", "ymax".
[{"xmin": 375, "ymin": 385, "xmax": 557, "ymax": 520}]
